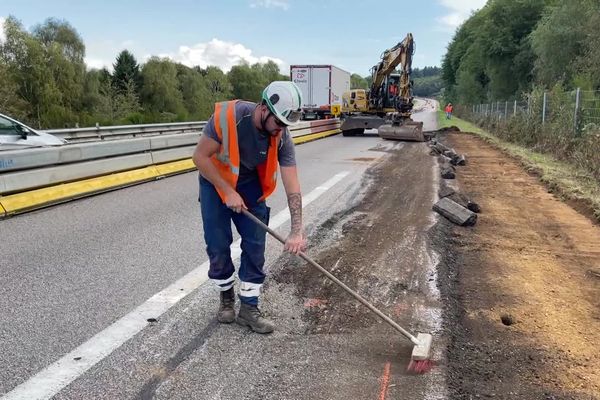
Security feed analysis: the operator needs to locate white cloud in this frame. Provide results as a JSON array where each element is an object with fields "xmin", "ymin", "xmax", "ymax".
[
  {"xmin": 250, "ymin": 0, "xmax": 290, "ymax": 10},
  {"xmin": 84, "ymin": 57, "xmax": 111, "ymax": 70},
  {"xmin": 437, "ymin": 0, "xmax": 487, "ymax": 29},
  {"xmin": 0, "ymin": 17, "xmax": 6, "ymax": 43},
  {"xmin": 161, "ymin": 38, "xmax": 286, "ymax": 72},
  {"xmin": 84, "ymin": 39, "xmax": 140, "ymax": 71},
  {"xmin": 83, "ymin": 38, "xmax": 286, "ymax": 74}
]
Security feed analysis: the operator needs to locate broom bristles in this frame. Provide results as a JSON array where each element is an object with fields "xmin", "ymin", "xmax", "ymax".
[{"xmin": 407, "ymin": 359, "xmax": 435, "ymax": 374}]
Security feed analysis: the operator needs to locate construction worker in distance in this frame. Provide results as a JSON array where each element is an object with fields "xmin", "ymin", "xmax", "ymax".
[
  {"xmin": 389, "ymin": 81, "xmax": 398, "ymax": 99},
  {"xmin": 192, "ymin": 81, "xmax": 306, "ymax": 334},
  {"xmin": 445, "ymin": 102, "xmax": 453, "ymax": 119}
]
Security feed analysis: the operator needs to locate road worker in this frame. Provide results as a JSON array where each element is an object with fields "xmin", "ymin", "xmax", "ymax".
[
  {"xmin": 445, "ymin": 103, "xmax": 453, "ymax": 119},
  {"xmin": 192, "ymin": 81, "xmax": 307, "ymax": 334}
]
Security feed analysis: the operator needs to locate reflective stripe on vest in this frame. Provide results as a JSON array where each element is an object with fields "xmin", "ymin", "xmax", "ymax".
[
  {"xmin": 211, "ymin": 100, "xmax": 280, "ymax": 203},
  {"xmin": 214, "ymin": 101, "xmax": 240, "ymax": 175}
]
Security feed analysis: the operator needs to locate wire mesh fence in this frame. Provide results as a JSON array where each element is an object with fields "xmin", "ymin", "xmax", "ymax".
[
  {"xmin": 469, "ymin": 88, "xmax": 600, "ymax": 135},
  {"xmin": 456, "ymin": 87, "xmax": 600, "ymax": 182}
]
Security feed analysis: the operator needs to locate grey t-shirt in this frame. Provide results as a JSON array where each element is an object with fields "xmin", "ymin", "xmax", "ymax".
[{"xmin": 202, "ymin": 101, "xmax": 297, "ymax": 184}]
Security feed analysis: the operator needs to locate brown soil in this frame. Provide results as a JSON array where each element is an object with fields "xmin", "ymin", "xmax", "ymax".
[
  {"xmin": 270, "ymin": 131, "xmax": 599, "ymax": 399},
  {"xmin": 439, "ymin": 132, "xmax": 600, "ymax": 399}
]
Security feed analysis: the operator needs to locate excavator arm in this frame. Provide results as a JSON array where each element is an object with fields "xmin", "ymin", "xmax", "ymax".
[
  {"xmin": 341, "ymin": 33, "xmax": 424, "ymax": 141},
  {"xmin": 369, "ymin": 33, "xmax": 415, "ymax": 110}
]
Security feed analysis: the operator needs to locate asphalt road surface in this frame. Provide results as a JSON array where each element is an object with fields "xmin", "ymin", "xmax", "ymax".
[{"xmin": 1, "ymin": 100, "xmax": 444, "ymax": 400}]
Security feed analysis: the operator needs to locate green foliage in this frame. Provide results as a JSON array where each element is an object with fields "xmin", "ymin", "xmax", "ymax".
[
  {"xmin": 1, "ymin": 16, "xmax": 85, "ymax": 128},
  {"xmin": 443, "ymin": 0, "xmax": 600, "ymax": 102},
  {"xmin": 351, "ymin": 66, "xmax": 443, "ymax": 96},
  {"xmin": 112, "ymin": 50, "xmax": 141, "ymax": 95},
  {"xmin": 225, "ymin": 60, "xmax": 287, "ymax": 103},
  {"xmin": 457, "ymin": 84, "xmax": 600, "ymax": 182},
  {"xmin": 412, "ymin": 66, "xmax": 441, "ymax": 79},
  {"xmin": 442, "ymin": 0, "xmax": 547, "ymax": 103},
  {"xmin": 351, "ymin": 73, "xmax": 368, "ymax": 89},
  {"xmin": 140, "ymin": 57, "xmax": 186, "ymax": 116},
  {"xmin": 228, "ymin": 62, "xmax": 264, "ymax": 102},
  {"xmin": 411, "ymin": 67, "xmax": 443, "ymax": 97},
  {"xmin": 0, "ymin": 16, "xmax": 290, "ymax": 129},
  {"xmin": 440, "ymin": 0, "xmax": 600, "ymax": 182},
  {"xmin": 530, "ymin": 2, "xmax": 586, "ymax": 86}
]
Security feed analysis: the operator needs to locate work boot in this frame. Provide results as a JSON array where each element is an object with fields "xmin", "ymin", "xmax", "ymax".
[
  {"xmin": 236, "ymin": 303, "xmax": 275, "ymax": 334},
  {"xmin": 217, "ymin": 288, "xmax": 235, "ymax": 323}
]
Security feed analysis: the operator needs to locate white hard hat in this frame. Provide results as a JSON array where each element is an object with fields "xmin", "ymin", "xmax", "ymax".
[{"xmin": 262, "ymin": 81, "xmax": 303, "ymax": 126}]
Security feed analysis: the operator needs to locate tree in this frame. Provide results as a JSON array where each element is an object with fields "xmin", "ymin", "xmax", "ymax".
[
  {"xmin": 441, "ymin": 0, "xmax": 545, "ymax": 103},
  {"xmin": 33, "ymin": 18, "xmax": 86, "ymax": 120},
  {"xmin": 140, "ymin": 57, "xmax": 185, "ymax": 119},
  {"xmin": 112, "ymin": 50, "xmax": 141, "ymax": 95},
  {"xmin": 228, "ymin": 62, "xmax": 263, "ymax": 102},
  {"xmin": 1, "ymin": 16, "xmax": 55, "ymax": 127},
  {"xmin": 199, "ymin": 66, "xmax": 233, "ymax": 116},
  {"xmin": 531, "ymin": 0, "xmax": 594, "ymax": 88},
  {"xmin": 0, "ymin": 59, "xmax": 28, "ymax": 119},
  {"xmin": 577, "ymin": 4, "xmax": 600, "ymax": 89},
  {"xmin": 254, "ymin": 60, "xmax": 287, "ymax": 83},
  {"xmin": 351, "ymin": 73, "xmax": 368, "ymax": 89},
  {"xmin": 176, "ymin": 64, "xmax": 212, "ymax": 119},
  {"xmin": 32, "ymin": 18, "xmax": 85, "ymax": 63},
  {"xmin": 114, "ymin": 80, "xmax": 141, "ymax": 120}
]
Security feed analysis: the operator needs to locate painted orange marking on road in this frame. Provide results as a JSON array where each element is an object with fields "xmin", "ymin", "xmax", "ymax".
[
  {"xmin": 378, "ymin": 361, "xmax": 391, "ymax": 400},
  {"xmin": 393, "ymin": 303, "xmax": 408, "ymax": 317},
  {"xmin": 304, "ymin": 298, "xmax": 328, "ymax": 308}
]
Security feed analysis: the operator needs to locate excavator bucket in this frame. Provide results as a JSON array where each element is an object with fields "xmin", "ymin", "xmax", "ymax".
[{"xmin": 378, "ymin": 120, "xmax": 425, "ymax": 142}]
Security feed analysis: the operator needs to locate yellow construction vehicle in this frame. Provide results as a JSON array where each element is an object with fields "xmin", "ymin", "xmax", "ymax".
[{"xmin": 340, "ymin": 33, "xmax": 424, "ymax": 141}]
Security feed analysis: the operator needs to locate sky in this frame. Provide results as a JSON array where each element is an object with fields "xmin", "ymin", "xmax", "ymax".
[{"xmin": 0, "ymin": 0, "xmax": 487, "ymax": 76}]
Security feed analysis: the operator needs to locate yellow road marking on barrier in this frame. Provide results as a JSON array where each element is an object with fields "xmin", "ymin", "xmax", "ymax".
[
  {"xmin": 0, "ymin": 130, "xmax": 341, "ymax": 216},
  {"xmin": 293, "ymin": 129, "xmax": 341, "ymax": 144},
  {"xmin": 154, "ymin": 159, "xmax": 196, "ymax": 175},
  {"xmin": 0, "ymin": 166, "xmax": 160, "ymax": 214}
]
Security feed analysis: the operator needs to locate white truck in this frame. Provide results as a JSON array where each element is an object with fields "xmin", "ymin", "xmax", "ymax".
[{"xmin": 290, "ymin": 65, "xmax": 350, "ymax": 120}]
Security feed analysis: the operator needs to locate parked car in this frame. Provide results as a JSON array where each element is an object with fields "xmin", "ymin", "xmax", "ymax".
[{"xmin": 0, "ymin": 112, "xmax": 66, "ymax": 150}]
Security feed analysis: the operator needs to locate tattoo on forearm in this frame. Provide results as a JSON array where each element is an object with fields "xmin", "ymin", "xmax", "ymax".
[{"xmin": 287, "ymin": 192, "xmax": 302, "ymax": 235}]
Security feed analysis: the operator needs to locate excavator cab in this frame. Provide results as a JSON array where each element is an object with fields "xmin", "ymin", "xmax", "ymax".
[
  {"xmin": 385, "ymin": 75, "xmax": 400, "ymax": 109},
  {"xmin": 342, "ymin": 89, "xmax": 368, "ymax": 113}
]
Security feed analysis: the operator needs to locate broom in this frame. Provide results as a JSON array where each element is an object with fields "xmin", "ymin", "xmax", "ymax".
[{"xmin": 241, "ymin": 209, "xmax": 434, "ymax": 373}]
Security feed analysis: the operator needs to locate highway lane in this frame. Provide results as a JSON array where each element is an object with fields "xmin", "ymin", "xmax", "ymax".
[{"xmin": 1, "ymin": 126, "xmax": 404, "ymax": 398}]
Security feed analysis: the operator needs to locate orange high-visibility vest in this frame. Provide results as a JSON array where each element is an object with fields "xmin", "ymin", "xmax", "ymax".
[{"xmin": 211, "ymin": 100, "xmax": 280, "ymax": 203}]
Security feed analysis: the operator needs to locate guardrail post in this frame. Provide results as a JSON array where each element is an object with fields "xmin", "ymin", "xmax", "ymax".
[
  {"xmin": 574, "ymin": 87, "xmax": 581, "ymax": 134},
  {"xmin": 542, "ymin": 92, "xmax": 547, "ymax": 124},
  {"xmin": 514, "ymin": 100, "xmax": 517, "ymax": 116}
]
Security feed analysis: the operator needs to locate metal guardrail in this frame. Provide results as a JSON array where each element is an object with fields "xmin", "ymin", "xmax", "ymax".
[
  {"xmin": 44, "ymin": 121, "xmax": 207, "ymax": 143},
  {"xmin": 0, "ymin": 119, "xmax": 341, "ymax": 197}
]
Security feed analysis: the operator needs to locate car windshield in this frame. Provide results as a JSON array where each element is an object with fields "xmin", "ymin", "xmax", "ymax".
[{"xmin": 0, "ymin": 115, "xmax": 21, "ymax": 136}]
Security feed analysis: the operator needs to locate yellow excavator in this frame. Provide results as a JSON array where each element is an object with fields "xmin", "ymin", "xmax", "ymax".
[{"xmin": 340, "ymin": 33, "xmax": 424, "ymax": 141}]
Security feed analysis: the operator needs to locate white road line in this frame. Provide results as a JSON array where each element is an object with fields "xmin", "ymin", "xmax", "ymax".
[{"xmin": 2, "ymin": 171, "xmax": 350, "ymax": 400}]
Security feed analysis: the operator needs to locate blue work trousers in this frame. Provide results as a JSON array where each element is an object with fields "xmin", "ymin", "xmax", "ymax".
[{"xmin": 199, "ymin": 175, "xmax": 270, "ymax": 306}]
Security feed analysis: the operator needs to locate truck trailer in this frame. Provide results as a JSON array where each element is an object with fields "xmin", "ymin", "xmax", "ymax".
[{"xmin": 290, "ymin": 65, "xmax": 350, "ymax": 120}]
